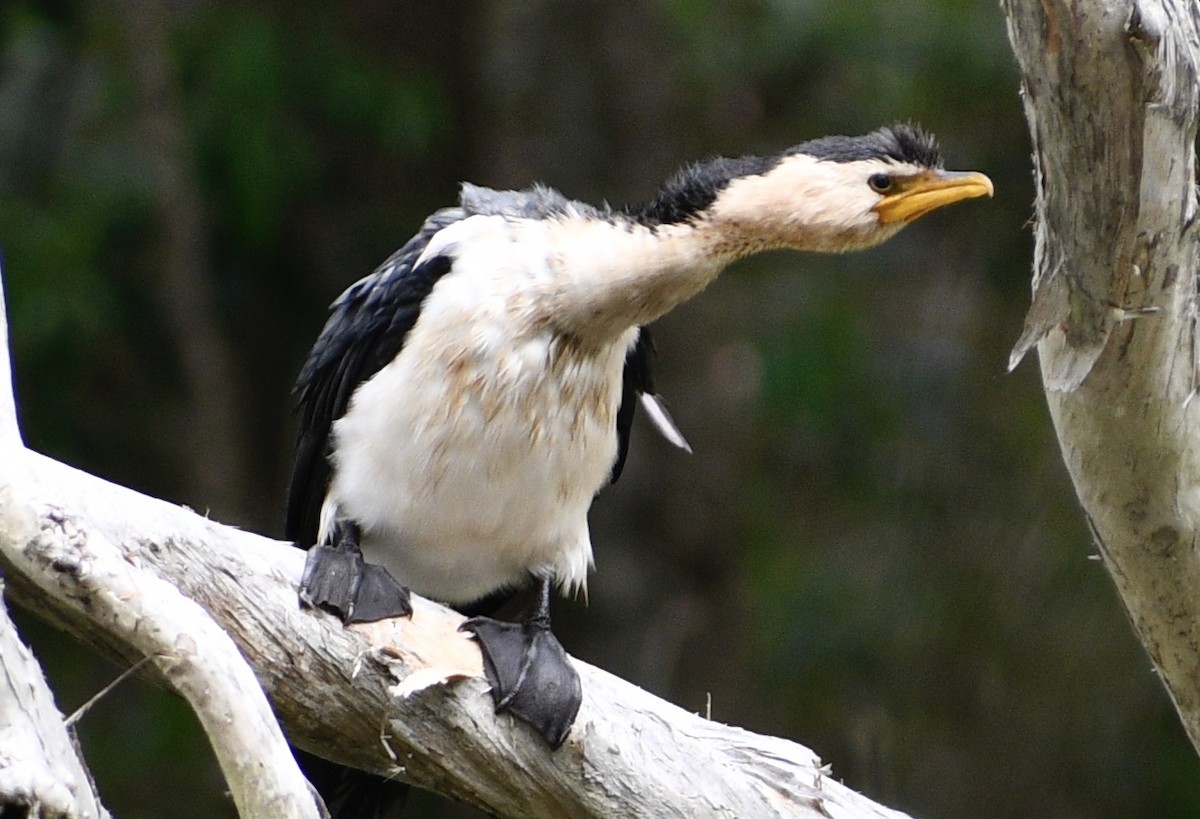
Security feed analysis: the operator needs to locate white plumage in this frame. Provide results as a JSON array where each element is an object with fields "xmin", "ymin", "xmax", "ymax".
[{"xmin": 319, "ymin": 201, "xmax": 725, "ymax": 604}]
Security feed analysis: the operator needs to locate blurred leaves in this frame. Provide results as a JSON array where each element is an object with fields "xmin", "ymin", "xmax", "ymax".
[{"xmin": 180, "ymin": 9, "xmax": 448, "ymax": 255}]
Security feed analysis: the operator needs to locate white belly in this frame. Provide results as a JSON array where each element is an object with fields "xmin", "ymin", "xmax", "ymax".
[{"xmin": 328, "ymin": 259, "xmax": 636, "ymax": 605}]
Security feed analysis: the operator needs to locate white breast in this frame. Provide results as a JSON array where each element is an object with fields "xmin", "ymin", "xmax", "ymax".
[{"xmin": 328, "ymin": 215, "xmax": 637, "ymax": 605}]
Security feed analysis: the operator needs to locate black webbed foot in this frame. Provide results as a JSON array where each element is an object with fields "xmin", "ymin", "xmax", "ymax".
[
  {"xmin": 299, "ymin": 522, "xmax": 412, "ymax": 624},
  {"xmin": 459, "ymin": 578, "xmax": 581, "ymax": 749}
]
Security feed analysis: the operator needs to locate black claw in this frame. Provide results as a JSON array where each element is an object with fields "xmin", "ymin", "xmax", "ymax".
[
  {"xmin": 459, "ymin": 579, "xmax": 581, "ymax": 748},
  {"xmin": 299, "ymin": 537, "xmax": 411, "ymax": 624}
]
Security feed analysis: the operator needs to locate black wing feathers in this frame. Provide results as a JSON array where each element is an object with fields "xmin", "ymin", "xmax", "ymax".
[
  {"xmin": 285, "ymin": 209, "xmax": 463, "ymax": 546},
  {"xmin": 612, "ymin": 328, "xmax": 656, "ymax": 483}
]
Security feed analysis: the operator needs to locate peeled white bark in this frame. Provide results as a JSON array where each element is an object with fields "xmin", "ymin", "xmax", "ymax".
[
  {"xmin": 0, "ymin": 266, "xmax": 908, "ymax": 816},
  {"xmin": 1002, "ymin": 0, "xmax": 1200, "ymax": 753}
]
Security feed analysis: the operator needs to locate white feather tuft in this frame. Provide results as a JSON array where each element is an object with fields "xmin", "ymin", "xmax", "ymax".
[
  {"xmin": 639, "ymin": 392, "xmax": 692, "ymax": 453},
  {"xmin": 413, "ymin": 214, "xmax": 505, "ymax": 269},
  {"xmin": 317, "ymin": 497, "xmax": 339, "ymax": 546}
]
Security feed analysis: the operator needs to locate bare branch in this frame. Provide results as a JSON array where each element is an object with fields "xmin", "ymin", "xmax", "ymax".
[
  {"xmin": 0, "ymin": 229, "xmax": 321, "ymax": 819},
  {"xmin": 0, "ymin": 446, "xmax": 910, "ymax": 818},
  {"xmin": 0, "ymin": 255, "xmax": 18, "ymax": 451}
]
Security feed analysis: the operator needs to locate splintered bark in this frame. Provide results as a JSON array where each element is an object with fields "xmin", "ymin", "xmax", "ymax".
[{"xmin": 1002, "ymin": 0, "xmax": 1200, "ymax": 752}]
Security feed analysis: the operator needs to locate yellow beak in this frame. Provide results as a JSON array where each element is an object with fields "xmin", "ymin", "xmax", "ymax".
[{"xmin": 873, "ymin": 170, "xmax": 994, "ymax": 225}]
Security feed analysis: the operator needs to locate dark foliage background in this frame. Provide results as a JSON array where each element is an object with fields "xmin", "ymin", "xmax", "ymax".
[{"xmin": 2, "ymin": 1, "xmax": 1197, "ymax": 817}]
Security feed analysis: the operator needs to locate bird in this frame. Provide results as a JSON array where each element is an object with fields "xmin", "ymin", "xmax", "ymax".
[{"xmin": 285, "ymin": 123, "xmax": 991, "ymax": 813}]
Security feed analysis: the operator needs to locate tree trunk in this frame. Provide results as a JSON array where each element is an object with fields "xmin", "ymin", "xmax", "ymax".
[{"xmin": 1002, "ymin": 0, "xmax": 1200, "ymax": 752}]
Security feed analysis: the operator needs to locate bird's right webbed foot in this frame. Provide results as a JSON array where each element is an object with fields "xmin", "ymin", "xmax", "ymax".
[
  {"xmin": 459, "ymin": 576, "xmax": 581, "ymax": 749},
  {"xmin": 299, "ymin": 522, "xmax": 412, "ymax": 624}
]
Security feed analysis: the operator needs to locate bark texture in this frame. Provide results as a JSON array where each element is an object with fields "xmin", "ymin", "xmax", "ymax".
[{"xmin": 1003, "ymin": 0, "xmax": 1200, "ymax": 751}]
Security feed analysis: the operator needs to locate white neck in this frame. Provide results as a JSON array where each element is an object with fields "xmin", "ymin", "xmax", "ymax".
[
  {"xmin": 540, "ymin": 215, "xmax": 746, "ymax": 341},
  {"xmin": 538, "ymin": 152, "xmax": 899, "ymax": 342}
]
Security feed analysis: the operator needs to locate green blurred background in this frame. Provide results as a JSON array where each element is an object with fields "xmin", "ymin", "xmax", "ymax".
[{"xmin": 3, "ymin": 1, "xmax": 1197, "ymax": 817}]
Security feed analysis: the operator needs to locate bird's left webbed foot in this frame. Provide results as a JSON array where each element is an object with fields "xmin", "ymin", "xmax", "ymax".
[
  {"xmin": 299, "ymin": 521, "xmax": 412, "ymax": 624},
  {"xmin": 459, "ymin": 576, "xmax": 581, "ymax": 749}
]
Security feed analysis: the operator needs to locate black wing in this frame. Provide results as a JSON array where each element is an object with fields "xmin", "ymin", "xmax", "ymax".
[
  {"xmin": 285, "ymin": 208, "xmax": 463, "ymax": 547},
  {"xmin": 612, "ymin": 328, "xmax": 655, "ymax": 483}
]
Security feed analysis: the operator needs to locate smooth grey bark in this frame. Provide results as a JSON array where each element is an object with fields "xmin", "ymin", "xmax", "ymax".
[
  {"xmin": 0, "ymin": 443, "xmax": 912, "ymax": 819},
  {"xmin": 1003, "ymin": 0, "xmax": 1200, "ymax": 753}
]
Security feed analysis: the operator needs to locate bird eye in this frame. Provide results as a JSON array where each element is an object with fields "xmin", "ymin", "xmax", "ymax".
[{"xmin": 868, "ymin": 173, "xmax": 893, "ymax": 193}]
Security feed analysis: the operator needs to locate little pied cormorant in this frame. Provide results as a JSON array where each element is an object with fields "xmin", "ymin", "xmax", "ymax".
[{"xmin": 285, "ymin": 125, "xmax": 992, "ymax": 769}]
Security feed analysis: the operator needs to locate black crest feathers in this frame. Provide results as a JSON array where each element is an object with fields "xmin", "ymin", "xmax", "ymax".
[{"xmin": 790, "ymin": 124, "xmax": 942, "ymax": 168}]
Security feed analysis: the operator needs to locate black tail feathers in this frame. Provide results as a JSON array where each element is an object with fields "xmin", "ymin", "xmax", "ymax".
[{"xmin": 298, "ymin": 750, "xmax": 409, "ymax": 819}]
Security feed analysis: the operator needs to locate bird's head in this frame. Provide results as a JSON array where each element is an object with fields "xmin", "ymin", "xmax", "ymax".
[{"xmin": 640, "ymin": 124, "xmax": 993, "ymax": 256}]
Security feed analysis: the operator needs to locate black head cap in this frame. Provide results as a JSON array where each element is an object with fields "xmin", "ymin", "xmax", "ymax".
[
  {"xmin": 789, "ymin": 124, "xmax": 942, "ymax": 169},
  {"xmin": 635, "ymin": 154, "xmax": 781, "ymax": 226}
]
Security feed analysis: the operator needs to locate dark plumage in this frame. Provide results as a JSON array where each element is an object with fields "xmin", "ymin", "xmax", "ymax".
[{"xmin": 613, "ymin": 329, "xmax": 659, "ymax": 482}]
